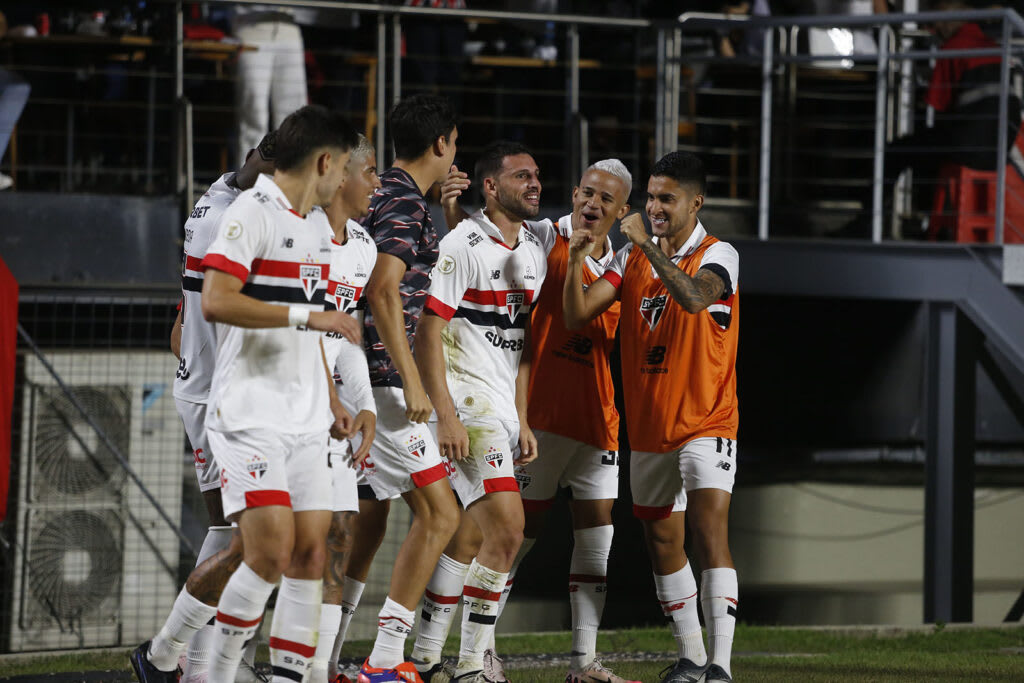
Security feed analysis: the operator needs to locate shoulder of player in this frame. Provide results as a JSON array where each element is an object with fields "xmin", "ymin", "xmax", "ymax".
[
  {"xmin": 701, "ymin": 236, "xmax": 739, "ymax": 263},
  {"xmin": 345, "ymin": 220, "xmax": 375, "ymax": 247}
]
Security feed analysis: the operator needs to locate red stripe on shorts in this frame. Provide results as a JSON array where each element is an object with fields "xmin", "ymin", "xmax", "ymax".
[
  {"xmin": 245, "ymin": 490, "xmax": 292, "ymax": 508},
  {"xmin": 410, "ymin": 462, "xmax": 448, "ymax": 488},
  {"xmin": 483, "ymin": 477, "xmax": 519, "ymax": 494},
  {"xmin": 269, "ymin": 637, "xmax": 316, "ymax": 658},
  {"xmin": 632, "ymin": 503, "xmax": 673, "ymax": 520},
  {"xmin": 464, "ymin": 585, "xmax": 503, "ymax": 602}
]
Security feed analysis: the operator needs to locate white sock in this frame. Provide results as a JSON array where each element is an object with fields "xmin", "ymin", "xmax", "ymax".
[
  {"xmin": 654, "ymin": 563, "xmax": 706, "ymax": 666},
  {"xmin": 368, "ymin": 596, "xmax": 416, "ymax": 669},
  {"xmin": 411, "ymin": 554, "xmax": 471, "ymax": 670},
  {"xmin": 456, "ymin": 560, "xmax": 507, "ymax": 676},
  {"xmin": 148, "ymin": 589, "xmax": 218, "ymax": 671},
  {"xmin": 196, "ymin": 525, "xmax": 234, "ymax": 566},
  {"xmin": 310, "ymin": 603, "xmax": 342, "ymax": 683},
  {"xmin": 701, "ymin": 568, "xmax": 738, "ymax": 677},
  {"xmin": 569, "ymin": 525, "xmax": 612, "ymax": 670},
  {"xmin": 269, "ymin": 577, "xmax": 323, "ymax": 683},
  {"xmin": 487, "ymin": 537, "xmax": 535, "ymax": 651},
  {"xmin": 330, "ymin": 578, "xmax": 365, "ymax": 673},
  {"xmin": 208, "ymin": 563, "xmax": 276, "ymax": 683}
]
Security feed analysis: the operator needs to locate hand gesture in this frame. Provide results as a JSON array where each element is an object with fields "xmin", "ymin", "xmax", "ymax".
[
  {"xmin": 437, "ymin": 414, "xmax": 470, "ymax": 462},
  {"xmin": 567, "ymin": 228, "xmax": 597, "ymax": 263},
  {"xmin": 329, "ymin": 401, "xmax": 353, "ymax": 441},
  {"xmin": 515, "ymin": 423, "xmax": 539, "ymax": 465},
  {"xmin": 308, "ymin": 310, "xmax": 362, "ymax": 345},
  {"xmin": 402, "ymin": 381, "xmax": 434, "ymax": 424},
  {"xmin": 441, "ymin": 164, "xmax": 471, "ymax": 210},
  {"xmin": 349, "ymin": 409, "xmax": 376, "ymax": 466},
  {"xmin": 619, "ymin": 212, "xmax": 649, "ymax": 246}
]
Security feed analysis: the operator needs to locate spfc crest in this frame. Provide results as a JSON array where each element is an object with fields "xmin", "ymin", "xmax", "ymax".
[
  {"xmin": 514, "ymin": 466, "xmax": 531, "ymax": 490},
  {"xmin": 407, "ymin": 436, "xmax": 427, "ymax": 459},
  {"xmin": 300, "ymin": 263, "xmax": 322, "ymax": 301},
  {"xmin": 505, "ymin": 292, "xmax": 525, "ymax": 323},
  {"xmin": 640, "ymin": 295, "xmax": 668, "ymax": 331},
  {"xmin": 485, "ymin": 446, "xmax": 504, "ymax": 470},
  {"xmin": 246, "ymin": 454, "xmax": 269, "ymax": 480},
  {"xmin": 332, "ymin": 282, "xmax": 357, "ymax": 312}
]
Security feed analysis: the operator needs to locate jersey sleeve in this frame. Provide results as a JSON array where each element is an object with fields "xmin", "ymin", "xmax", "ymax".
[
  {"xmin": 525, "ymin": 218, "xmax": 558, "ymax": 255},
  {"xmin": 599, "ymin": 242, "xmax": 632, "ymax": 291},
  {"xmin": 201, "ymin": 199, "xmax": 268, "ymax": 282},
  {"xmin": 369, "ymin": 195, "xmax": 423, "ymax": 268},
  {"xmin": 699, "ymin": 241, "xmax": 739, "ymax": 300},
  {"xmin": 424, "ymin": 236, "xmax": 474, "ymax": 321},
  {"xmin": 334, "ymin": 338, "xmax": 376, "ymax": 416}
]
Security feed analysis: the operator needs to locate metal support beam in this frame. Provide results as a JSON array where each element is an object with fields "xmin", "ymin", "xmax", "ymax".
[
  {"xmin": 871, "ymin": 28, "xmax": 890, "ymax": 244},
  {"xmin": 758, "ymin": 28, "xmax": 774, "ymax": 240},
  {"xmin": 924, "ymin": 302, "xmax": 978, "ymax": 624},
  {"xmin": 377, "ymin": 13, "xmax": 387, "ymax": 170},
  {"xmin": 995, "ymin": 19, "xmax": 1012, "ymax": 244}
]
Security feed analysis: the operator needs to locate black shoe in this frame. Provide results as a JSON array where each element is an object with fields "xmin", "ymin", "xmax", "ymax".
[
  {"xmin": 129, "ymin": 641, "xmax": 179, "ymax": 683},
  {"xmin": 703, "ymin": 663, "xmax": 733, "ymax": 683},
  {"xmin": 657, "ymin": 658, "xmax": 706, "ymax": 683}
]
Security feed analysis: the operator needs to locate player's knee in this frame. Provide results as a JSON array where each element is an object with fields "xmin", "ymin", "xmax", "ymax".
[
  {"xmin": 247, "ymin": 547, "xmax": 291, "ymax": 582},
  {"xmin": 289, "ymin": 542, "xmax": 327, "ymax": 579},
  {"xmin": 490, "ymin": 526, "xmax": 524, "ymax": 567}
]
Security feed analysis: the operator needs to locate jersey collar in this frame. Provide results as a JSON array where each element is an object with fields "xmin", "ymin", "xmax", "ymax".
[
  {"xmin": 255, "ymin": 173, "xmax": 305, "ymax": 218},
  {"xmin": 652, "ymin": 220, "xmax": 706, "ymax": 261},
  {"xmin": 473, "ymin": 209, "xmax": 524, "ymax": 249},
  {"xmin": 557, "ymin": 214, "xmax": 615, "ymax": 268}
]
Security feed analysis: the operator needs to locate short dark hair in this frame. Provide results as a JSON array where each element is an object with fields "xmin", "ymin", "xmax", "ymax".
[
  {"xmin": 274, "ymin": 105, "xmax": 359, "ymax": 172},
  {"xmin": 389, "ymin": 94, "xmax": 458, "ymax": 161},
  {"xmin": 651, "ymin": 151, "xmax": 706, "ymax": 195},
  {"xmin": 474, "ymin": 141, "xmax": 534, "ymax": 199}
]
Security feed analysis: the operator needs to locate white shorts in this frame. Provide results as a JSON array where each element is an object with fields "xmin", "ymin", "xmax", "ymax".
[
  {"xmin": 209, "ymin": 427, "xmax": 332, "ymax": 520},
  {"xmin": 448, "ymin": 414, "xmax": 521, "ymax": 508},
  {"xmin": 630, "ymin": 436, "xmax": 737, "ymax": 520},
  {"xmin": 362, "ymin": 387, "xmax": 448, "ymax": 500},
  {"xmin": 329, "ymin": 436, "xmax": 360, "ymax": 513},
  {"xmin": 517, "ymin": 430, "xmax": 619, "ymax": 512},
  {"xmin": 175, "ymin": 398, "xmax": 221, "ymax": 493}
]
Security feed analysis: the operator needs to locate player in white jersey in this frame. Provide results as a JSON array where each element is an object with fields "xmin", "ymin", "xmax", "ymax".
[
  {"xmin": 311, "ymin": 135, "xmax": 383, "ymax": 683},
  {"xmin": 415, "ymin": 141, "xmax": 547, "ymax": 682},
  {"xmin": 190, "ymin": 105, "xmax": 359, "ymax": 683},
  {"xmin": 133, "ymin": 133, "xmax": 277, "ymax": 683},
  {"xmin": 423, "ymin": 159, "xmax": 638, "ymax": 683}
]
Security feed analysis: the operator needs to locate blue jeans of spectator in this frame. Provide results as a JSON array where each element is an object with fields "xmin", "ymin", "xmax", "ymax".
[{"xmin": 0, "ymin": 69, "xmax": 30, "ymax": 160}]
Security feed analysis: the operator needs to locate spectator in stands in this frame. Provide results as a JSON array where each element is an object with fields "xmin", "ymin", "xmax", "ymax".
[
  {"xmin": 846, "ymin": 0, "xmax": 1022, "ymax": 235},
  {"xmin": 0, "ymin": 11, "xmax": 31, "ymax": 190},
  {"xmin": 232, "ymin": 4, "xmax": 308, "ymax": 165}
]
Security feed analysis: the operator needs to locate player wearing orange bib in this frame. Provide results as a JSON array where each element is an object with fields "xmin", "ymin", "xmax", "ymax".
[{"xmin": 563, "ymin": 153, "xmax": 739, "ymax": 683}]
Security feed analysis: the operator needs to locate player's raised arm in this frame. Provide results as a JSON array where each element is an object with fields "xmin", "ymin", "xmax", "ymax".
[
  {"xmin": 562, "ymin": 229, "xmax": 619, "ymax": 330},
  {"xmin": 441, "ymin": 164, "xmax": 472, "ymax": 230}
]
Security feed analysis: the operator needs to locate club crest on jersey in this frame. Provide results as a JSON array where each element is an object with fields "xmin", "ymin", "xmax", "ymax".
[
  {"xmin": 640, "ymin": 295, "xmax": 668, "ymax": 331},
  {"xmin": 485, "ymin": 446, "xmax": 504, "ymax": 470},
  {"xmin": 300, "ymin": 262, "xmax": 322, "ymax": 301},
  {"xmin": 505, "ymin": 292, "xmax": 525, "ymax": 322},
  {"xmin": 406, "ymin": 436, "xmax": 427, "ymax": 459},
  {"xmin": 514, "ymin": 466, "xmax": 531, "ymax": 490},
  {"xmin": 246, "ymin": 454, "xmax": 268, "ymax": 480},
  {"xmin": 332, "ymin": 282, "xmax": 357, "ymax": 312}
]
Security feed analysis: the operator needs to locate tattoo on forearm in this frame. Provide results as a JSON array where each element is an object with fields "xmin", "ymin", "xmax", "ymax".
[{"xmin": 637, "ymin": 239, "xmax": 723, "ymax": 312}]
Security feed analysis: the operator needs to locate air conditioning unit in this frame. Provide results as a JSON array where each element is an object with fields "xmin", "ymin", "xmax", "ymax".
[{"xmin": 8, "ymin": 351, "xmax": 184, "ymax": 652}]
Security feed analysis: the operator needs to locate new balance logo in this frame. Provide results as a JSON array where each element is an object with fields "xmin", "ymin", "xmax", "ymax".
[
  {"xmin": 645, "ymin": 345, "xmax": 666, "ymax": 365},
  {"xmin": 281, "ymin": 237, "xmax": 294, "ymax": 248},
  {"xmin": 562, "ymin": 334, "xmax": 593, "ymax": 355},
  {"xmin": 716, "ymin": 460, "xmax": 732, "ymax": 471},
  {"xmin": 490, "ymin": 269, "xmax": 501, "ymax": 280}
]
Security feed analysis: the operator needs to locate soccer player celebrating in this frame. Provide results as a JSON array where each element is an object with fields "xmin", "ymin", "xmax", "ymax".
[
  {"xmin": 419, "ymin": 159, "xmax": 638, "ymax": 683},
  {"xmin": 356, "ymin": 94, "xmax": 462, "ymax": 683},
  {"xmin": 313, "ymin": 134, "xmax": 382, "ymax": 683},
  {"xmin": 200, "ymin": 105, "xmax": 361, "ymax": 683},
  {"xmin": 415, "ymin": 141, "xmax": 547, "ymax": 683},
  {"xmin": 563, "ymin": 152, "xmax": 740, "ymax": 683},
  {"xmin": 132, "ymin": 133, "xmax": 276, "ymax": 683}
]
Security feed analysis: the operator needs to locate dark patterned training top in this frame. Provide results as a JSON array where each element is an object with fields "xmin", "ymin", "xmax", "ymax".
[{"xmin": 360, "ymin": 167, "xmax": 440, "ymax": 388}]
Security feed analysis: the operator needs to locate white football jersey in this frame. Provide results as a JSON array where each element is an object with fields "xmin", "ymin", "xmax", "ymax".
[
  {"xmin": 202, "ymin": 174, "xmax": 334, "ymax": 435},
  {"xmin": 424, "ymin": 210, "xmax": 548, "ymax": 420},
  {"xmin": 175, "ymin": 173, "xmax": 240, "ymax": 403},
  {"xmin": 323, "ymin": 219, "xmax": 378, "ymax": 416}
]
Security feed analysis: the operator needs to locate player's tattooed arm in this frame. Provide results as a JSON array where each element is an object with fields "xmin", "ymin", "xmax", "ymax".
[{"xmin": 636, "ymin": 239, "xmax": 725, "ymax": 314}]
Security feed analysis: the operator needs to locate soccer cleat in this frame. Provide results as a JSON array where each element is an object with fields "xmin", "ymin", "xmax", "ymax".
[
  {"xmin": 330, "ymin": 675, "xmax": 355, "ymax": 683},
  {"xmin": 657, "ymin": 658, "xmax": 706, "ymax": 683},
  {"xmin": 702, "ymin": 664, "xmax": 732, "ymax": 683},
  {"xmin": 417, "ymin": 660, "xmax": 456, "ymax": 683},
  {"xmin": 130, "ymin": 641, "xmax": 181, "ymax": 683},
  {"xmin": 357, "ymin": 659, "xmax": 425, "ymax": 683},
  {"xmin": 481, "ymin": 649, "xmax": 509, "ymax": 683},
  {"xmin": 565, "ymin": 659, "xmax": 641, "ymax": 683},
  {"xmin": 450, "ymin": 672, "xmax": 488, "ymax": 683},
  {"xmin": 235, "ymin": 657, "xmax": 269, "ymax": 683}
]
